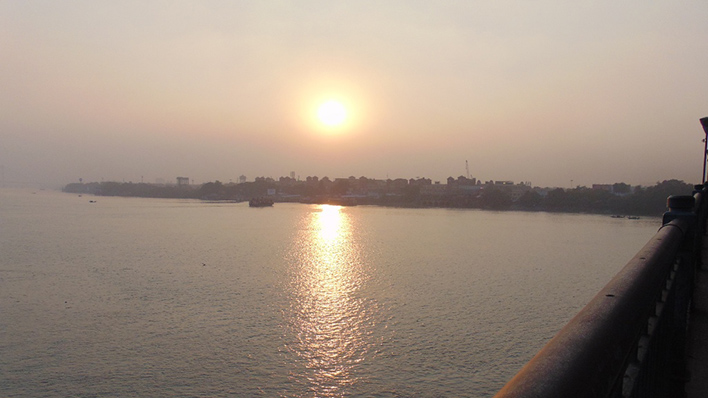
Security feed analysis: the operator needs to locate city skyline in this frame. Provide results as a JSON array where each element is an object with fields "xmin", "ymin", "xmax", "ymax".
[
  {"xmin": 2, "ymin": 1, "xmax": 708, "ymax": 188},
  {"xmin": 61, "ymin": 172, "xmax": 677, "ymax": 191}
]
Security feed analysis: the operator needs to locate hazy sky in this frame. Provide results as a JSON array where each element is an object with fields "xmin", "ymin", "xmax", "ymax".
[{"xmin": 2, "ymin": 1, "xmax": 708, "ymax": 188}]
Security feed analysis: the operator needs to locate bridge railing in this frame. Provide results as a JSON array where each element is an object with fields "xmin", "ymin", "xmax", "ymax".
[{"xmin": 493, "ymin": 184, "xmax": 708, "ymax": 398}]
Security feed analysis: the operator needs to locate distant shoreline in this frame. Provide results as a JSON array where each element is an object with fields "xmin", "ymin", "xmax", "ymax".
[{"xmin": 62, "ymin": 179, "xmax": 696, "ymax": 217}]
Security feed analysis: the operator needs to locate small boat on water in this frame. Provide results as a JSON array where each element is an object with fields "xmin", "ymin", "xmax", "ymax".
[
  {"xmin": 249, "ymin": 197, "xmax": 274, "ymax": 207},
  {"xmin": 627, "ymin": 216, "xmax": 640, "ymax": 220}
]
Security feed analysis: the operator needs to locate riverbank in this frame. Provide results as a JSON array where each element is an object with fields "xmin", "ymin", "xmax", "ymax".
[{"xmin": 63, "ymin": 179, "xmax": 695, "ymax": 217}]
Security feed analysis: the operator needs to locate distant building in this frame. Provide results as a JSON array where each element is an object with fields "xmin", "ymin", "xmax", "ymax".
[
  {"xmin": 389, "ymin": 178, "xmax": 408, "ymax": 189},
  {"xmin": 509, "ymin": 185, "xmax": 531, "ymax": 202},
  {"xmin": 447, "ymin": 176, "xmax": 478, "ymax": 194},
  {"xmin": 420, "ymin": 184, "xmax": 448, "ymax": 196},
  {"xmin": 409, "ymin": 177, "xmax": 432, "ymax": 186},
  {"xmin": 279, "ymin": 176, "xmax": 296, "ymax": 187},
  {"xmin": 592, "ymin": 184, "xmax": 613, "ymax": 192},
  {"xmin": 591, "ymin": 183, "xmax": 632, "ymax": 195},
  {"xmin": 239, "ymin": 175, "xmax": 247, "ymax": 184},
  {"xmin": 457, "ymin": 185, "xmax": 483, "ymax": 195},
  {"xmin": 176, "ymin": 177, "xmax": 189, "ymax": 186}
]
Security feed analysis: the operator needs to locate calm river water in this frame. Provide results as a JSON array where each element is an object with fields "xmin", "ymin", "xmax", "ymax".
[{"xmin": 0, "ymin": 189, "xmax": 661, "ymax": 397}]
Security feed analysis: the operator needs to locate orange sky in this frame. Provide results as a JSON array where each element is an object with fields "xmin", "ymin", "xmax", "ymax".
[{"xmin": 1, "ymin": 1, "xmax": 708, "ymax": 188}]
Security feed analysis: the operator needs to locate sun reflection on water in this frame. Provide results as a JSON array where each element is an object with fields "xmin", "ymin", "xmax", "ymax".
[{"xmin": 285, "ymin": 205, "xmax": 371, "ymax": 397}]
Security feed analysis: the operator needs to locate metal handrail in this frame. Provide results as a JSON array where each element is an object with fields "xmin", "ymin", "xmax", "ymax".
[
  {"xmin": 493, "ymin": 183, "xmax": 708, "ymax": 397},
  {"xmin": 493, "ymin": 218, "xmax": 688, "ymax": 398}
]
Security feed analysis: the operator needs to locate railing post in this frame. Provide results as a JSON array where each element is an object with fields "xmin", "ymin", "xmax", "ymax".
[
  {"xmin": 693, "ymin": 184, "xmax": 708, "ymax": 251},
  {"xmin": 660, "ymin": 195, "xmax": 698, "ymax": 396}
]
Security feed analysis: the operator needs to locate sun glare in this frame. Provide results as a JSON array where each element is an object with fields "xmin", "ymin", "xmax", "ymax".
[{"xmin": 317, "ymin": 100, "xmax": 347, "ymax": 127}]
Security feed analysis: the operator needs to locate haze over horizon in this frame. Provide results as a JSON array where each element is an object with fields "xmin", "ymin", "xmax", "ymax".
[{"xmin": 2, "ymin": 1, "xmax": 708, "ymax": 189}]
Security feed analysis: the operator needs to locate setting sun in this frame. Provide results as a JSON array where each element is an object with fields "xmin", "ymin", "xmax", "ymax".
[{"xmin": 317, "ymin": 100, "xmax": 347, "ymax": 127}]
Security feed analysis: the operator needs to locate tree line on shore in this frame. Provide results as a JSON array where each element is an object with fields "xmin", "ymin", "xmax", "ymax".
[{"xmin": 63, "ymin": 178, "xmax": 697, "ymax": 216}]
